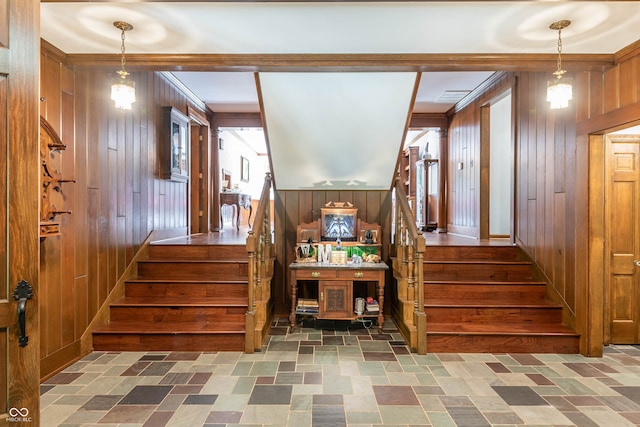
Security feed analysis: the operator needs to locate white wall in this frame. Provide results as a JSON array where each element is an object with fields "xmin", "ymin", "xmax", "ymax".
[
  {"xmin": 218, "ymin": 129, "xmax": 270, "ymax": 198},
  {"xmin": 489, "ymin": 93, "xmax": 512, "ymax": 236}
]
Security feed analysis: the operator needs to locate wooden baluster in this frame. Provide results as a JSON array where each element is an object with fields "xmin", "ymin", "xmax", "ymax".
[{"xmin": 407, "ymin": 234, "xmax": 415, "ymax": 310}]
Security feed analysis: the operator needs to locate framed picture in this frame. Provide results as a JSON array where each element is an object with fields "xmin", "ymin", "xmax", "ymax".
[
  {"xmin": 163, "ymin": 106, "xmax": 189, "ymax": 182},
  {"xmin": 321, "ymin": 207, "xmax": 358, "ymax": 241},
  {"xmin": 241, "ymin": 156, "xmax": 249, "ymax": 182}
]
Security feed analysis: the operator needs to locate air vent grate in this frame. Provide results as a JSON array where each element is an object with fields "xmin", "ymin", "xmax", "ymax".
[{"xmin": 436, "ymin": 90, "xmax": 471, "ymax": 103}]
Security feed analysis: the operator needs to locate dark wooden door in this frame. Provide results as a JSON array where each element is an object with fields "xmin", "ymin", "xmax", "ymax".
[
  {"xmin": 607, "ymin": 134, "xmax": 640, "ymax": 343},
  {"xmin": 0, "ymin": 1, "xmax": 40, "ymax": 424},
  {"xmin": 319, "ymin": 281, "xmax": 352, "ymax": 319}
]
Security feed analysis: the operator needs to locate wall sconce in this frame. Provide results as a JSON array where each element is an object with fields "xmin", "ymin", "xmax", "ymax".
[
  {"xmin": 110, "ymin": 21, "xmax": 136, "ymax": 110},
  {"xmin": 546, "ymin": 20, "xmax": 572, "ymax": 109}
]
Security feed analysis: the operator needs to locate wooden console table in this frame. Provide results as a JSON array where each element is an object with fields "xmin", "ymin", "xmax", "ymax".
[
  {"xmin": 289, "ymin": 261, "xmax": 388, "ymax": 332},
  {"xmin": 220, "ymin": 192, "xmax": 252, "ymax": 230}
]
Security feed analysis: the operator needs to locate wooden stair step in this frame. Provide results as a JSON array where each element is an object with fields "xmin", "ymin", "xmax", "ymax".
[
  {"xmin": 424, "ymin": 245, "xmax": 522, "ymax": 262},
  {"xmin": 424, "ymin": 282, "xmax": 546, "ymax": 299},
  {"xmin": 92, "ymin": 321, "xmax": 245, "ymax": 352},
  {"xmin": 112, "ymin": 296, "xmax": 248, "ymax": 306},
  {"xmin": 124, "ymin": 279, "xmax": 247, "ymax": 298},
  {"xmin": 426, "ymin": 322, "xmax": 578, "ymax": 336},
  {"xmin": 424, "ymin": 262, "xmax": 535, "ymax": 280},
  {"xmin": 426, "ymin": 306, "xmax": 563, "ymax": 324},
  {"xmin": 109, "ymin": 296, "xmax": 248, "ymax": 323},
  {"xmin": 94, "ymin": 321, "xmax": 245, "ymax": 334},
  {"xmin": 148, "ymin": 243, "xmax": 247, "ymax": 261},
  {"xmin": 424, "ymin": 297, "xmax": 561, "ymax": 308},
  {"xmin": 137, "ymin": 259, "xmax": 248, "ymax": 280},
  {"xmin": 426, "ymin": 322, "xmax": 580, "ymax": 353},
  {"xmin": 425, "ymin": 279, "xmax": 546, "ymax": 285},
  {"xmin": 425, "ymin": 259, "xmax": 532, "ymax": 265}
]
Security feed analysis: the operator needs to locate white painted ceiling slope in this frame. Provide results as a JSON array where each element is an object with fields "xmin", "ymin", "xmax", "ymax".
[{"xmin": 40, "ymin": 1, "xmax": 640, "ymax": 190}]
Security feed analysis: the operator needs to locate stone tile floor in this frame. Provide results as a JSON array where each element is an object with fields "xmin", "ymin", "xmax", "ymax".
[{"xmin": 41, "ymin": 317, "xmax": 640, "ymax": 426}]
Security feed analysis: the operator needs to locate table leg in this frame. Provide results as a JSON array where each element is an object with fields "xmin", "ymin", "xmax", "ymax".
[
  {"xmin": 235, "ymin": 202, "xmax": 240, "ymax": 230},
  {"xmin": 377, "ymin": 280, "xmax": 384, "ymax": 333},
  {"xmin": 289, "ymin": 278, "xmax": 298, "ymax": 331},
  {"xmin": 247, "ymin": 205, "xmax": 253, "ymax": 229}
]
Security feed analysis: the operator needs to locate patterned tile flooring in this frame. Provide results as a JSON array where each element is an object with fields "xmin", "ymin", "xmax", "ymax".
[{"xmin": 41, "ymin": 317, "xmax": 640, "ymax": 426}]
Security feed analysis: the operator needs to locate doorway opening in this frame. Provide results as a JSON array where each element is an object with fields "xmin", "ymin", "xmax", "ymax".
[
  {"xmin": 217, "ymin": 127, "xmax": 272, "ymax": 231},
  {"xmin": 480, "ymin": 89, "xmax": 514, "ymax": 241}
]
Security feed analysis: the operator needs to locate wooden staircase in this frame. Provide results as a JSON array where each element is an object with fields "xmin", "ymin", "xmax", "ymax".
[
  {"xmin": 92, "ymin": 240, "xmax": 249, "ymax": 351},
  {"xmin": 423, "ymin": 244, "xmax": 579, "ymax": 353}
]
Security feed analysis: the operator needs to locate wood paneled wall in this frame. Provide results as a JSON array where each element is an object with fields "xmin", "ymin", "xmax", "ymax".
[
  {"xmin": 447, "ymin": 45, "xmax": 640, "ymax": 356},
  {"xmin": 272, "ymin": 190, "xmax": 393, "ymax": 313},
  {"xmin": 40, "ymin": 45, "xmax": 205, "ymax": 378}
]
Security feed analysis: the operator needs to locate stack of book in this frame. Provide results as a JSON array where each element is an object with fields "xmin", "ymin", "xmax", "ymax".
[
  {"xmin": 365, "ymin": 297, "xmax": 379, "ymax": 314},
  {"xmin": 296, "ymin": 298, "xmax": 319, "ymax": 314}
]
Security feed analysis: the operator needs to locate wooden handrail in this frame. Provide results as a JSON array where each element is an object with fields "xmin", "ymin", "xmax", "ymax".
[
  {"xmin": 392, "ymin": 175, "xmax": 426, "ymax": 354},
  {"xmin": 245, "ymin": 173, "xmax": 274, "ymax": 353}
]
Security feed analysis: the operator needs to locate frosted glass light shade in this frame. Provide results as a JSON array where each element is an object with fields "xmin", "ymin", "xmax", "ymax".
[
  {"xmin": 547, "ymin": 76, "xmax": 572, "ymax": 109},
  {"xmin": 111, "ymin": 77, "xmax": 136, "ymax": 110}
]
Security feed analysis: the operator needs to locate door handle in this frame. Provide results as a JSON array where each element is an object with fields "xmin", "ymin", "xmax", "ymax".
[
  {"xmin": 13, "ymin": 280, "xmax": 34, "ymax": 347},
  {"xmin": 635, "ymin": 260, "xmax": 640, "ymax": 267}
]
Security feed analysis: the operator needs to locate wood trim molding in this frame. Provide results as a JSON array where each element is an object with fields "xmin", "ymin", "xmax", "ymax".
[
  {"xmin": 41, "ymin": 38, "xmax": 66, "ymax": 63},
  {"xmin": 61, "ymin": 53, "xmax": 614, "ymax": 73},
  {"xmin": 213, "ymin": 112, "xmax": 263, "ymax": 127},
  {"xmin": 450, "ymin": 72, "xmax": 508, "ymax": 114},
  {"xmin": 615, "ymin": 39, "xmax": 640, "ymax": 64},
  {"xmin": 160, "ymin": 71, "xmax": 207, "ymax": 112},
  {"xmin": 409, "ymin": 113, "xmax": 448, "ymax": 128},
  {"xmin": 586, "ymin": 134, "xmax": 605, "ymax": 357}
]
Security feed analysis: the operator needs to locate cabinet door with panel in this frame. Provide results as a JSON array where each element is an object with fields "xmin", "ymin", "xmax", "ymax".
[{"xmin": 319, "ymin": 281, "xmax": 352, "ymax": 319}]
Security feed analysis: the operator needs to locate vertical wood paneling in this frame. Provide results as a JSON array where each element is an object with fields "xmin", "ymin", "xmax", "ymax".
[
  {"xmin": 603, "ymin": 66, "xmax": 620, "ymax": 113},
  {"xmin": 575, "ymin": 71, "xmax": 590, "ymax": 122},
  {"xmin": 87, "ymin": 187, "xmax": 99, "ymax": 320},
  {"xmin": 589, "ymin": 70, "xmax": 604, "ymax": 120},
  {"xmin": 619, "ymin": 59, "xmax": 636, "ymax": 107},
  {"xmin": 542, "ymin": 97, "xmax": 555, "ymax": 278},
  {"xmin": 553, "ymin": 192, "xmax": 566, "ymax": 298},
  {"xmin": 74, "ymin": 276, "xmax": 87, "ymax": 339},
  {"xmin": 535, "ymin": 74, "xmax": 548, "ymax": 261},
  {"xmin": 553, "ymin": 112, "xmax": 566, "ymax": 193},
  {"xmin": 39, "ymin": 46, "xmax": 204, "ymax": 377}
]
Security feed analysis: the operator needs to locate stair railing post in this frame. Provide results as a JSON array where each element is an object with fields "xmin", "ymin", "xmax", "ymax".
[
  {"xmin": 245, "ymin": 231, "xmax": 257, "ymax": 354},
  {"xmin": 392, "ymin": 176, "xmax": 427, "ymax": 354},
  {"xmin": 414, "ymin": 234, "xmax": 426, "ymax": 354},
  {"xmin": 246, "ymin": 172, "xmax": 274, "ymax": 352}
]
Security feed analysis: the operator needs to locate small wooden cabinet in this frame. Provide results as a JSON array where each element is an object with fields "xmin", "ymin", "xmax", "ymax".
[
  {"xmin": 319, "ymin": 280, "xmax": 352, "ymax": 319},
  {"xmin": 289, "ymin": 262, "xmax": 388, "ymax": 332}
]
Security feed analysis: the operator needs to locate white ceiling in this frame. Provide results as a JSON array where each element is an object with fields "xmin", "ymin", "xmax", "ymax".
[
  {"xmin": 40, "ymin": 2, "xmax": 640, "ymax": 114},
  {"xmin": 39, "ymin": 1, "xmax": 640, "ymax": 190}
]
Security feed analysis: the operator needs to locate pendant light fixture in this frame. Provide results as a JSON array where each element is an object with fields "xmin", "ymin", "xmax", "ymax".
[
  {"xmin": 111, "ymin": 21, "xmax": 136, "ymax": 110},
  {"xmin": 546, "ymin": 20, "xmax": 572, "ymax": 109}
]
